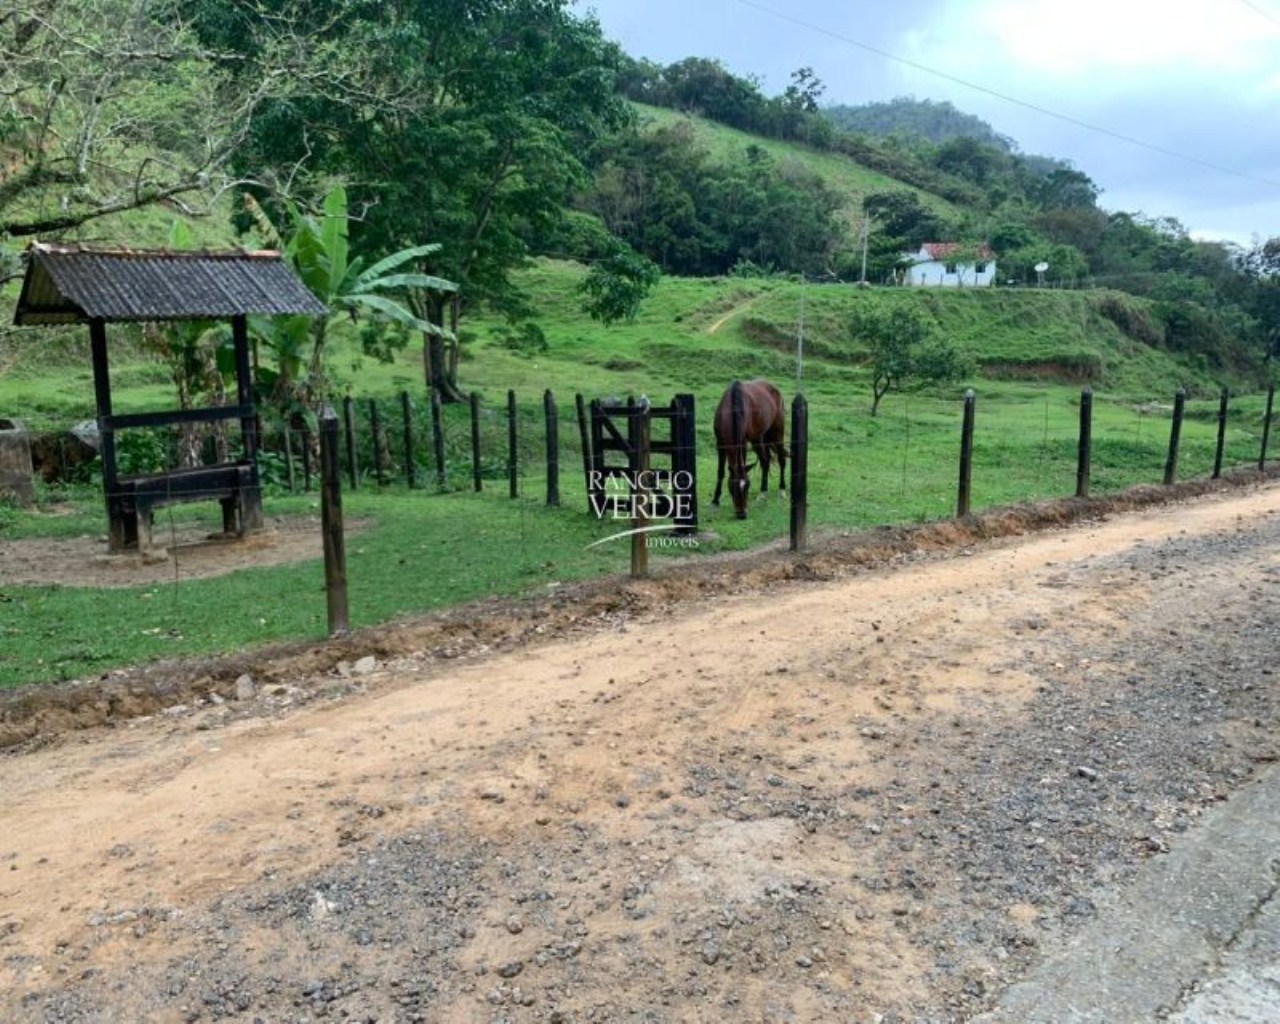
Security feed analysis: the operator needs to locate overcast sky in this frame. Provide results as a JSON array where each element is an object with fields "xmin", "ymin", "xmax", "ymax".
[{"xmin": 578, "ymin": 0, "xmax": 1280, "ymax": 248}]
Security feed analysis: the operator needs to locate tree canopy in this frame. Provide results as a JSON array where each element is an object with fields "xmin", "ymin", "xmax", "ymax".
[{"xmin": 2, "ymin": 4, "xmax": 1277, "ymax": 384}]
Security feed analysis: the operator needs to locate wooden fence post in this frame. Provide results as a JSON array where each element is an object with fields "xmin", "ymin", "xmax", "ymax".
[
  {"xmin": 301, "ymin": 425, "xmax": 312, "ymax": 492},
  {"xmin": 369, "ymin": 399, "xmax": 385, "ymax": 487},
  {"xmin": 342, "ymin": 396, "xmax": 358, "ymax": 491},
  {"xmin": 284, "ymin": 425, "xmax": 297, "ymax": 493},
  {"xmin": 587, "ymin": 398, "xmax": 605, "ymax": 513},
  {"xmin": 1076, "ymin": 386, "xmax": 1093, "ymax": 498},
  {"xmin": 575, "ymin": 393, "xmax": 593, "ymax": 498},
  {"xmin": 790, "ymin": 393, "xmax": 809, "ymax": 552},
  {"xmin": 1260, "ymin": 384, "xmax": 1274, "ymax": 471},
  {"xmin": 431, "ymin": 387, "xmax": 446, "ymax": 491},
  {"xmin": 401, "ymin": 390, "xmax": 416, "ymax": 489},
  {"xmin": 957, "ymin": 389, "xmax": 976, "ymax": 517},
  {"xmin": 544, "ymin": 389, "xmax": 560, "ymax": 507},
  {"xmin": 507, "ymin": 389, "xmax": 518, "ymax": 499},
  {"xmin": 1213, "ymin": 386, "xmax": 1229, "ymax": 480},
  {"xmin": 672, "ymin": 392, "xmax": 698, "ymax": 535},
  {"xmin": 319, "ymin": 407, "xmax": 349, "ymax": 637},
  {"xmin": 470, "ymin": 392, "xmax": 483, "ymax": 492},
  {"xmin": 1164, "ymin": 388, "xmax": 1186, "ymax": 485},
  {"xmin": 630, "ymin": 397, "xmax": 650, "ymax": 579}
]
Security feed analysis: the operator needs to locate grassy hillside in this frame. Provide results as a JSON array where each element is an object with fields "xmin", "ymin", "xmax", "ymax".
[
  {"xmin": 0, "ymin": 259, "xmax": 1242, "ymax": 423},
  {"xmin": 458, "ymin": 261, "xmax": 1235, "ymax": 402},
  {"xmin": 632, "ymin": 102, "xmax": 959, "ymax": 222}
]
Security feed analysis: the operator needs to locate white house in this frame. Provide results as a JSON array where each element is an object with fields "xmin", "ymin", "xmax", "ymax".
[{"xmin": 902, "ymin": 242, "xmax": 997, "ymax": 287}]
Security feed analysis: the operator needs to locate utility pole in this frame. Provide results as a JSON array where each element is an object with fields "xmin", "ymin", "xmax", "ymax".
[
  {"xmin": 796, "ymin": 274, "xmax": 806, "ymax": 390},
  {"xmin": 859, "ymin": 216, "xmax": 870, "ymax": 285}
]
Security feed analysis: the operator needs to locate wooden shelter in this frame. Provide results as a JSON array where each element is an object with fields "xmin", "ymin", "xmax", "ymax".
[{"xmin": 12, "ymin": 242, "xmax": 328, "ymax": 551}]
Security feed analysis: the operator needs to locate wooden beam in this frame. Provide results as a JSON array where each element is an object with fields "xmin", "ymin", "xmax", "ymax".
[{"xmin": 103, "ymin": 404, "xmax": 254, "ymax": 430}]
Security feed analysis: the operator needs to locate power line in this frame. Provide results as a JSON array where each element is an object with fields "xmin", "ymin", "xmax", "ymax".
[
  {"xmin": 1237, "ymin": 0, "xmax": 1280, "ymax": 27},
  {"xmin": 729, "ymin": 0, "xmax": 1280, "ymax": 191}
]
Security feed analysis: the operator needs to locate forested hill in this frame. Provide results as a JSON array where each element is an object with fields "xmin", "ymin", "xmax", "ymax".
[
  {"xmin": 824, "ymin": 97, "xmax": 1016, "ymax": 151},
  {"xmin": 599, "ymin": 55, "xmax": 1280, "ymax": 381}
]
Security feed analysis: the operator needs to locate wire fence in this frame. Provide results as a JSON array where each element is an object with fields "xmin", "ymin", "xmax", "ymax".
[
  {"xmin": 5, "ymin": 383, "xmax": 1277, "ymax": 531},
  {"xmin": 3, "ymin": 380, "xmax": 1277, "ymax": 687}
]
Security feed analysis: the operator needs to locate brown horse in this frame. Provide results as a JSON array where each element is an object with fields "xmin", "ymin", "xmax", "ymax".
[{"xmin": 711, "ymin": 378, "xmax": 787, "ymax": 519}]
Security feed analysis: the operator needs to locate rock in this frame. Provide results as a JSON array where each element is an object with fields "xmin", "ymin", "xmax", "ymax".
[
  {"xmin": 352, "ymin": 656, "xmax": 378, "ymax": 676},
  {"xmin": 497, "ymin": 961, "xmax": 524, "ymax": 979},
  {"xmin": 234, "ymin": 674, "xmax": 256, "ymax": 701}
]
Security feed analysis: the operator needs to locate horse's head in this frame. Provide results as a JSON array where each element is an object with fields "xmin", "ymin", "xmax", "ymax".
[{"xmin": 730, "ymin": 459, "xmax": 757, "ymax": 519}]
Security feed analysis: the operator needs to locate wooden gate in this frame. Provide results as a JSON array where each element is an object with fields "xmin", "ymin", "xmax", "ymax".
[{"xmin": 586, "ymin": 393, "xmax": 697, "ymax": 535}]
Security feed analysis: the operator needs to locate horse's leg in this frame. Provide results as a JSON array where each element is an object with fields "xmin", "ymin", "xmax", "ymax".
[
  {"xmin": 712, "ymin": 448, "xmax": 725, "ymax": 505},
  {"xmin": 753, "ymin": 440, "xmax": 770, "ymax": 492},
  {"xmin": 770, "ymin": 425, "xmax": 787, "ymax": 492}
]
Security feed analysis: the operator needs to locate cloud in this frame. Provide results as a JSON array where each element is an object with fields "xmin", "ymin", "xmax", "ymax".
[
  {"xmin": 583, "ymin": 0, "xmax": 1280, "ymax": 243},
  {"xmin": 917, "ymin": 0, "xmax": 1280, "ymax": 81}
]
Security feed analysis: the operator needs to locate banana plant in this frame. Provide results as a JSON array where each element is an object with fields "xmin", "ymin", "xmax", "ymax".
[{"xmin": 250, "ymin": 185, "xmax": 457, "ymax": 414}]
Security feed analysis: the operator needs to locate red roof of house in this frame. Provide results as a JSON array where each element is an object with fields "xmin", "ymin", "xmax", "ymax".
[{"xmin": 919, "ymin": 242, "xmax": 995, "ymax": 261}]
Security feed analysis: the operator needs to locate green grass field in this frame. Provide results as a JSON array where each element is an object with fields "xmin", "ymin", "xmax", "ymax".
[{"xmin": 0, "ymin": 261, "xmax": 1272, "ymax": 687}]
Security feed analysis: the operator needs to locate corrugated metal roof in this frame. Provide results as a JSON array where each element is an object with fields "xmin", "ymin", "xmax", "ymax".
[{"xmin": 12, "ymin": 242, "xmax": 329, "ymax": 325}]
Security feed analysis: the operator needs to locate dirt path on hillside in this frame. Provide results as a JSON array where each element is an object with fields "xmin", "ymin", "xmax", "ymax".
[
  {"xmin": 2, "ymin": 485, "xmax": 1278, "ymax": 1022},
  {"xmin": 707, "ymin": 296, "xmax": 758, "ymax": 333}
]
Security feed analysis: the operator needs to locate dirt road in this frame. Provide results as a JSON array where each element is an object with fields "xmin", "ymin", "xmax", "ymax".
[{"xmin": 2, "ymin": 483, "xmax": 1278, "ymax": 1022}]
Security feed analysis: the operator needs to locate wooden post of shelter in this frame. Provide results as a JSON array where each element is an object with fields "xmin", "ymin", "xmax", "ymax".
[
  {"xmin": 231, "ymin": 315, "xmax": 265, "ymax": 526},
  {"xmin": 88, "ymin": 318, "xmax": 127, "ymax": 548}
]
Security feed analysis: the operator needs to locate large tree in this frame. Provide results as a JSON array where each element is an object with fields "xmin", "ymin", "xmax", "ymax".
[
  {"xmin": 205, "ymin": 0, "xmax": 630, "ymax": 400},
  {"xmin": 0, "ymin": 0, "xmax": 368, "ymax": 265}
]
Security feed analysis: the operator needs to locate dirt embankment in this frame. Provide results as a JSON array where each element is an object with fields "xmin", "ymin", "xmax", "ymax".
[{"xmin": 1, "ymin": 470, "xmax": 1274, "ymax": 752}]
